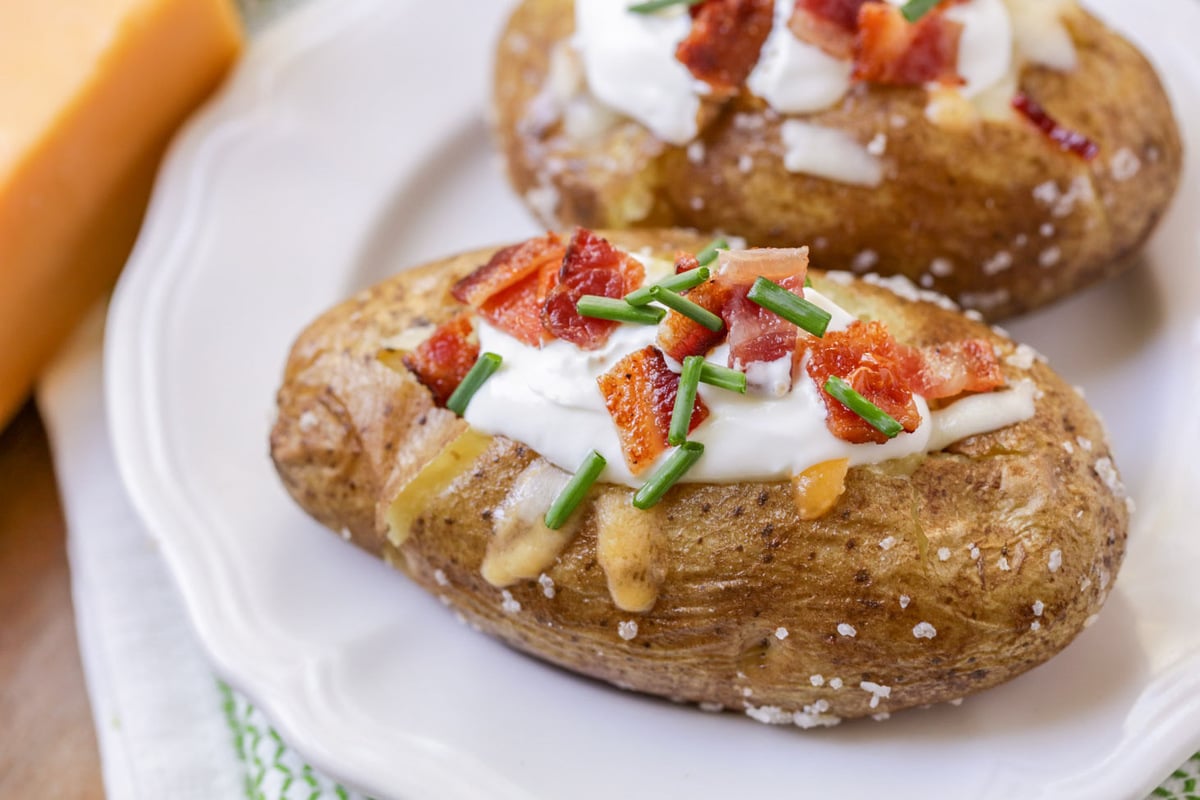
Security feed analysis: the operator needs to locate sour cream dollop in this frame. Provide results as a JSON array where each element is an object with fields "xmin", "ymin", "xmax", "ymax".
[
  {"xmin": 464, "ymin": 288, "xmax": 1035, "ymax": 488},
  {"xmin": 573, "ymin": 0, "xmax": 705, "ymax": 145}
]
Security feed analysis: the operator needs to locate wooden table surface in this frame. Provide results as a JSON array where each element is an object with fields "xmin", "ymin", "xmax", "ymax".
[{"xmin": 0, "ymin": 401, "xmax": 103, "ymax": 797}]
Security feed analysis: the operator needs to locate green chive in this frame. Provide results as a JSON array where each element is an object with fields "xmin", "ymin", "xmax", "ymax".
[
  {"xmin": 649, "ymin": 285, "xmax": 724, "ymax": 332},
  {"xmin": 695, "ymin": 237, "xmax": 728, "ymax": 268},
  {"xmin": 576, "ymin": 295, "xmax": 666, "ymax": 325},
  {"xmin": 632, "ymin": 442, "xmax": 705, "ymax": 510},
  {"xmin": 823, "ymin": 376, "xmax": 904, "ymax": 438},
  {"xmin": 544, "ymin": 450, "xmax": 607, "ymax": 530},
  {"xmin": 899, "ymin": 0, "xmax": 941, "ymax": 22},
  {"xmin": 445, "ymin": 352, "xmax": 502, "ymax": 416},
  {"xmin": 804, "ymin": 275, "xmax": 813, "ymax": 288},
  {"xmin": 625, "ymin": 267, "xmax": 710, "ymax": 306},
  {"xmin": 698, "ymin": 361, "xmax": 747, "ymax": 394},
  {"xmin": 746, "ymin": 276, "xmax": 831, "ymax": 338},
  {"xmin": 668, "ymin": 356, "xmax": 705, "ymax": 446},
  {"xmin": 628, "ymin": 0, "xmax": 703, "ymax": 14}
]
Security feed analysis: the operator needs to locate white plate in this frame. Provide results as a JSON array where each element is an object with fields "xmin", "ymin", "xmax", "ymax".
[{"xmin": 106, "ymin": 1, "xmax": 1200, "ymax": 798}]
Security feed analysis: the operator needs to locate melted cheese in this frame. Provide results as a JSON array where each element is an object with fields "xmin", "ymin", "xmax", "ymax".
[{"xmin": 481, "ymin": 460, "xmax": 580, "ymax": 587}]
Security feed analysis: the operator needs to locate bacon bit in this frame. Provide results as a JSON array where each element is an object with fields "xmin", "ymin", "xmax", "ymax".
[
  {"xmin": 720, "ymin": 273, "xmax": 808, "ymax": 375},
  {"xmin": 792, "ymin": 457, "xmax": 850, "ymax": 519},
  {"xmin": 853, "ymin": 3, "xmax": 963, "ymax": 86},
  {"xmin": 452, "ymin": 234, "xmax": 565, "ymax": 347},
  {"xmin": 542, "ymin": 228, "xmax": 644, "ymax": 350},
  {"xmin": 452, "ymin": 234, "xmax": 564, "ymax": 308},
  {"xmin": 904, "ymin": 339, "xmax": 1005, "ymax": 399},
  {"xmin": 716, "ymin": 247, "xmax": 809, "ymax": 284},
  {"xmin": 1012, "ymin": 92, "xmax": 1099, "ymax": 161},
  {"xmin": 401, "ymin": 312, "xmax": 480, "ymax": 407},
  {"xmin": 804, "ymin": 320, "xmax": 921, "ymax": 444},
  {"xmin": 789, "ymin": 0, "xmax": 873, "ymax": 60},
  {"xmin": 675, "ymin": 252, "xmax": 701, "ymax": 275},
  {"xmin": 677, "ymin": 0, "xmax": 775, "ymax": 94},
  {"xmin": 656, "ymin": 279, "xmax": 734, "ymax": 362},
  {"xmin": 598, "ymin": 346, "xmax": 710, "ymax": 475}
]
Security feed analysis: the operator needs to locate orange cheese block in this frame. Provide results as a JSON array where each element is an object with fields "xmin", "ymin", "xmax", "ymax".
[{"xmin": 0, "ymin": 0, "xmax": 243, "ymax": 430}]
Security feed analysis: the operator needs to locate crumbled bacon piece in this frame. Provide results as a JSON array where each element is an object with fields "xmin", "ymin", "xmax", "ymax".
[
  {"xmin": 598, "ymin": 346, "xmax": 710, "ymax": 475},
  {"xmin": 804, "ymin": 320, "xmax": 922, "ymax": 444},
  {"xmin": 401, "ymin": 312, "xmax": 479, "ymax": 407},
  {"xmin": 853, "ymin": 3, "xmax": 963, "ymax": 86},
  {"xmin": 1012, "ymin": 92, "xmax": 1099, "ymax": 161},
  {"xmin": 722, "ymin": 280, "xmax": 806, "ymax": 371},
  {"xmin": 541, "ymin": 228, "xmax": 644, "ymax": 350},
  {"xmin": 675, "ymin": 252, "xmax": 701, "ymax": 275},
  {"xmin": 676, "ymin": 0, "xmax": 775, "ymax": 93},
  {"xmin": 903, "ymin": 339, "xmax": 1004, "ymax": 399},
  {"xmin": 789, "ymin": 0, "xmax": 874, "ymax": 59},
  {"xmin": 452, "ymin": 234, "xmax": 563, "ymax": 308},
  {"xmin": 656, "ymin": 279, "xmax": 734, "ymax": 362},
  {"xmin": 717, "ymin": 254, "xmax": 808, "ymax": 382},
  {"xmin": 716, "ymin": 247, "xmax": 809, "ymax": 284},
  {"xmin": 452, "ymin": 234, "xmax": 565, "ymax": 346}
]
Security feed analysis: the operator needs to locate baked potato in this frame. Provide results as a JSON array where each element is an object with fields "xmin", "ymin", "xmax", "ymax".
[
  {"xmin": 492, "ymin": 0, "xmax": 1181, "ymax": 319},
  {"xmin": 270, "ymin": 229, "xmax": 1129, "ymax": 725}
]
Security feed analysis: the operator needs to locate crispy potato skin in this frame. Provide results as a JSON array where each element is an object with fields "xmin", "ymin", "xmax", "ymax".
[
  {"xmin": 270, "ymin": 230, "xmax": 1129, "ymax": 721},
  {"xmin": 493, "ymin": 0, "xmax": 1181, "ymax": 319}
]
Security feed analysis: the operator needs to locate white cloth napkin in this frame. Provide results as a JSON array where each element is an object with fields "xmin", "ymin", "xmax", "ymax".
[
  {"xmin": 38, "ymin": 307, "xmax": 246, "ymax": 799},
  {"xmin": 38, "ymin": 308, "xmax": 363, "ymax": 800}
]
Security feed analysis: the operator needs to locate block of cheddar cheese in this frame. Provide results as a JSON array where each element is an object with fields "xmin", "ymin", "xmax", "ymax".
[{"xmin": 0, "ymin": 0, "xmax": 243, "ymax": 429}]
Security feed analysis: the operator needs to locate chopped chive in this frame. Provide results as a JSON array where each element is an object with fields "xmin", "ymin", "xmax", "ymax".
[
  {"xmin": 649, "ymin": 285, "xmax": 724, "ymax": 332},
  {"xmin": 746, "ymin": 276, "xmax": 831, "ymax": 338},
  {"xmin": 823, "ymin": 376, "xmax": 904, "ymax": 438},
  {"xmin": 445, "ymin": 352, "xmax": 502, "ymax": 416},
  {"xmin": 625, "ymin": 267, "xmax": 710, "ymax": 306},
  {"xmin": 899, "ymin": 0, "xmax": 941, "ymax": 22},
  {"xmin": 668, "ymin": 356, "xmax": 705, "ymax": 446},
  {"xmin": 545, "ymin": 450, "xmax": 607, "ymax": 530},
  {"xmin": 632, "ymin": 442, "xmax": 705, "ymax": 510},
  {"xmin": 628, "ymin": 0, "xmax": 703, "ymax": 13},
  {"xmin": 576, "ymin": 295, "xmax": 666, "ymax": 325},
  {"xmin": 804, "ymin": 275, "xmax": 813, "ymax": 288},
  {"xmin": 698, "ymin": 361, "xmax": 747, "ymax": 394},
  {"xmin": 695, "ymin": 237, "xmax": 728, "ymax": 268}
]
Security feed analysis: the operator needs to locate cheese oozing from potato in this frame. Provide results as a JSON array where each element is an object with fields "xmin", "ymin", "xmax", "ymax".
[
  {"xmin": 572, "ymin": 0, "xmax": 1076, "ymax": 153},
  {"xmin": 463, "ymin": 287, "xmax": 1036, "ymax": 488}
]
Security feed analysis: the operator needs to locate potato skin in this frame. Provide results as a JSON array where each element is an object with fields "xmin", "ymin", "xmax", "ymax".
[
  {"xmin": 492, "ymin": 0, "xmax": 1181, "ymax": 319},
  {"xmin": 270, "ymin": 230, "xmax": 1129, "ymax": 722}
]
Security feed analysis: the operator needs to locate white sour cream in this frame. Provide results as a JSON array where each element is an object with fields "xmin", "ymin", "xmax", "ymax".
[
  {"xmin": 779, "ymin": 120, "xmax": 884, "ymax": 186},
  {"xmin": 942, "ymin": 0, "xmax": 1014, "ymax": 99},
  {"xmin": 746, "ymin": 0, "xmax": 854, "ymax": 114},
  {"xmin": 463, "ymin": 289, "xmax": 1035, "ymax": 488},
  {"xmin": 573, "ymin": 0, "xmax": 704, "ymax": 145}
]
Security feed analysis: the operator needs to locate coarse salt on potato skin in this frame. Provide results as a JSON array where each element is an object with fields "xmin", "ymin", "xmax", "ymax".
[
  {"xmin": 270, "ymin": 229, "xmax": 1129, "ymax": 723},
  {"xmin": 492, "ymin": 0, "xmax": 1181, "ymax": 320}
]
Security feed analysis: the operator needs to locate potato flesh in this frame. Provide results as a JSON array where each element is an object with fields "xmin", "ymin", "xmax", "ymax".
[{"xmin": 385, "ymin": 427, "xmax": 492, "ymax": 547}]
